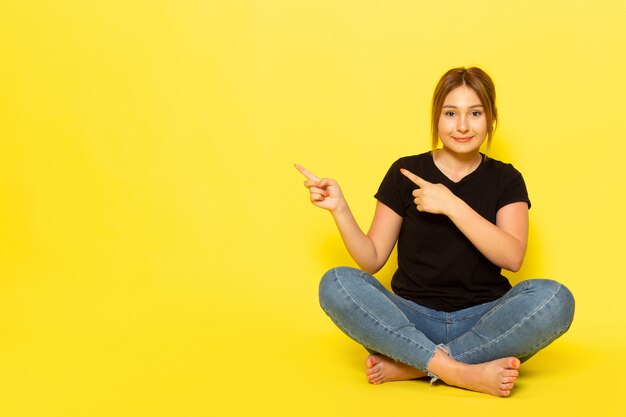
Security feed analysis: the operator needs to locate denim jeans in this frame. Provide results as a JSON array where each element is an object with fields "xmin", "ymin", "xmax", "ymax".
[{"xmin": 319, "ymin": 266, "xmax": 574, "ymax": 375}]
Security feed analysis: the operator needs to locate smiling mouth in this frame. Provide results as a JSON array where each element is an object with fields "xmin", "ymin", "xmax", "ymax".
[{"xmin": 452, "ymin": 136, "xmax": 473, "ymax": 142}]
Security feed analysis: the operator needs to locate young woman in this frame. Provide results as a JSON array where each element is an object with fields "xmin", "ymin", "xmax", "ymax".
[{"xmin": 295, "ymin": 67, "xmax": 574, "ymax": 397}]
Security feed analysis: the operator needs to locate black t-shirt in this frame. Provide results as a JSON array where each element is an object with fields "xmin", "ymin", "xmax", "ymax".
[{"xmin": 375, "ymin": 152, "xmax": 531, "ymax": 312}]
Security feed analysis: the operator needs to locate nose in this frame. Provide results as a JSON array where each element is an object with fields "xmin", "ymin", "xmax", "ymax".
[{"xmin": 457, "ymin": 116, "xmax": 469, "ymax": 133}]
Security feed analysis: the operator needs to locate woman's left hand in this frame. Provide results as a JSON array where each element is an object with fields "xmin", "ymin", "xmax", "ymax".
[{"xmin": 400, "ymin": 168, "xmax": 457, "ymax": 216}]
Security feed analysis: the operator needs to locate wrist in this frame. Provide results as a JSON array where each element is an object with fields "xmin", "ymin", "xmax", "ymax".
[
  {"xmin": 445, "ymin": 194, "xmax": 464, "ymax": 219},
  {"xmin": 330, "ymin": 197, "xmax": 349, "ymax": 216}
]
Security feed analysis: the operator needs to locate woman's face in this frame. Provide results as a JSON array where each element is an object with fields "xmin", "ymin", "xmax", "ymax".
[{"xmin": 437, "ymin": 86, "xmax": 488, "ymax": 155}]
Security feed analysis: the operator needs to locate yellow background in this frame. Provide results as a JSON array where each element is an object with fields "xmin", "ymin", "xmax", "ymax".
[{"xmin": 1, "ymin": 1, "xmax": 624, "ymax": 415}]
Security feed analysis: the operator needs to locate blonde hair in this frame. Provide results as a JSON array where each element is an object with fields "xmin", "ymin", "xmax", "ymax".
[{"xmin": 431, "ymin": 67, "xmax": 498, "ymax": 151}]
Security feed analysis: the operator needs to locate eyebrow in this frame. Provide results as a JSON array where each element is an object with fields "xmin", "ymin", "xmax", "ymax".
[{"xmin": 442, "ymin": 104, "xmax": 484, "ymax": 109}]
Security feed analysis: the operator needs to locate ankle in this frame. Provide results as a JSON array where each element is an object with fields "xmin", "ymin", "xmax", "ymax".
[{"xmin": 427, "ymin": 348, "xmax": 458, "ymax": 380}]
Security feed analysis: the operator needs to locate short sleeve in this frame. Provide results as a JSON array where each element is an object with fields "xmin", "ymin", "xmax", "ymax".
[
  {"xmin": 497, "ymin": 165, "xmax": 532, "ymax": 211},
  {"xmin": 374, "ymin": 159, "xmax": 407, "ymax": 217}
]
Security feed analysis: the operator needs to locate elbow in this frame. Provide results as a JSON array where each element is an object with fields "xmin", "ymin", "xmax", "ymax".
[
  {"xmin": 504, "ymin": 252, "xmax": 525, "ymax": 272},
  {"xmin": 360, "ymin": 264, "xmax": 382, "ymax": 275},
  {"xmin": 507, "ymin": 261, "xmax": 523, "ymax": 273},
  {"xmin": 356, "ymin": 248, "xmax": 386, "ymax": 275},
  {"xmin": 502, "ymin": 241, "xmax": 527, "ymax": 272},
  {"xmin": 357, "ymin": 259, "xmax": 384, "ymax": 275}
]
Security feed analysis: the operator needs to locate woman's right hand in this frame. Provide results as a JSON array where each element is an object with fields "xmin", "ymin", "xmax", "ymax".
[{"xmin": 295, "ymin": 164, "xmax": 344, "ymax": 212}]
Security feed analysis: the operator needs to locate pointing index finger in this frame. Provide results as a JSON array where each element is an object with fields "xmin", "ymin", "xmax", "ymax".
[
  {"xmin": 295, "ymin": 164, "xmax": 321, "ymax": 182},
  {"xmin": 400, "ymin": 168, "xmax": 427, "ymax": 187}
]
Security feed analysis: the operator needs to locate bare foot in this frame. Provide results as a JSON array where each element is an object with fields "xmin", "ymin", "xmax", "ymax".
[
  {"xmin": 429, "ymin": 350, "xmax": 521, "ymax": 397},
  {"xmin": 365, "ymin": 354, "xmax": 427, "ymax": 384}
]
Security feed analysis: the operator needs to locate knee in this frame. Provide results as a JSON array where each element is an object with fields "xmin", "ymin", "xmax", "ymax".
[
  {"xmin": 527, "ymin": 279, "xmax": 575, "ymax": 330},
  {"xmin": 318, "ymin": 266, "xmax": 364, "ymax": 313},
  {"xmin": 554, "ymin": 282, "xmax": 575, "ymax": 329},
  {"xmin": 318, "ymin": 268, "xmax": 339, "ymax": 310}
]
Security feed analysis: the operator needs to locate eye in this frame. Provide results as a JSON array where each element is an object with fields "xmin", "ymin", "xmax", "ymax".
[
  {"xmin": 444, "ymin": 111, "xmax": 455, "ymax": 117},
  {"xmin": 471, "ymin": 111, "xmax": 482, "ymax": 117}
]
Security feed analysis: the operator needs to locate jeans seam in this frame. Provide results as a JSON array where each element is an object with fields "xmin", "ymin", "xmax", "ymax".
[
  {"xmin": 516, "ymin": 290, "xmax": 574, "ymax": 358},
  {"xmin": 516, "ymin": 322, "xmax": 571, "ymax": 359},
  {"xmin": 397, "ymin": 301, "xmax": 446, "ymax": 323},
  {"xmin": 454, "ymin": 282, "xmax": 562, "ymax": 361},
  {"xmin": 326, "ymin": 269, "xmax": 435, "ymax": 370}
]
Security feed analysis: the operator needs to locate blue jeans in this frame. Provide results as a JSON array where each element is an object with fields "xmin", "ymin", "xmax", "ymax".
[{"xmin": 319, "ymin": 267, "xmax": 574, "ymax": 375}]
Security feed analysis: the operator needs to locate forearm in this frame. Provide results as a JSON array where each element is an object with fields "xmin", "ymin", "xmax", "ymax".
[
  {"xmin": 447, "ymin": 198, "xmax": 527, "ymax": 271},
  {"xmin": 330, "ymin": 200, "xmax": 385, "ymax": 274},
  {"xmin": 295, "ymin": 165, "xmax": 397, "ymax": 273}
]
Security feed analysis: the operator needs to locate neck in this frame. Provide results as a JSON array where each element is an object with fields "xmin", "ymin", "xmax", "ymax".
[{"xmin": 434, "ymin": 148, "xmax": 482, "ymax": 171}]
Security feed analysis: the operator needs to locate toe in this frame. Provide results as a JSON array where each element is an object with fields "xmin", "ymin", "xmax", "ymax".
[
  {"xmin": 366, "ymin": 355, "xmax": 382, "ymax": 369},
  {"xmin": 501, "ymin": 376, "xmax": 517, "ymax": 384},
  {"xmin": 372, "ymin": 375, "xmax": 385, "ymax": 384},
  {"xmin": 501, "ymin": 382, "xmax": 514, "ymax": 391}
]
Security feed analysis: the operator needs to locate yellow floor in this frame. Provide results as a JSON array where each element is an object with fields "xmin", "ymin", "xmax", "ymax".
[{"xmin": 0, "ymin": 297, "xmax": 622, "ymax": 416}]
